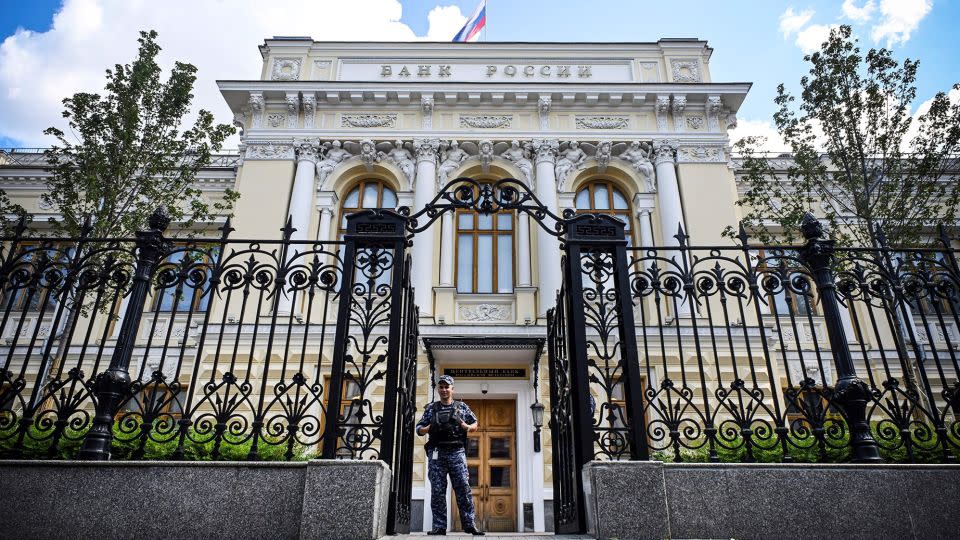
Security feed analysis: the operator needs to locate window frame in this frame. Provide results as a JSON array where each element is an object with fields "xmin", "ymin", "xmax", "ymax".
[
  {"xmin": 454, "ymin": 182, "xmax": 516, "ymax": 294},
  {"xmin": 573, "ymin": 180, "xmax": 636, "ymax": 245},
  {"xmin": 337, "ymin": 179, "xmax": 398, "ymax": 240}
]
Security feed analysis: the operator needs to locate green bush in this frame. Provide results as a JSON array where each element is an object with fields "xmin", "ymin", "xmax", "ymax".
[{"xmin": 0, "ymin": 423, "xmax": 316, "ymax": 461}]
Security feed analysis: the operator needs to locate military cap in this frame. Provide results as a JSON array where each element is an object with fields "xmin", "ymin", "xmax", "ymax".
[{"xmin": 437, "ymin": 375, "xmax": 455, "ymax": 386}]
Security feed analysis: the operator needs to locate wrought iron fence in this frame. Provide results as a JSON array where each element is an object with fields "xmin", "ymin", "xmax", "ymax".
[
  {"xmin": 573, "ymin": 216, "xmax": 960, "ymax": 464},
  {"xmin": 0, "ymin": 209, "xmax": 416, "ymax": 467}
]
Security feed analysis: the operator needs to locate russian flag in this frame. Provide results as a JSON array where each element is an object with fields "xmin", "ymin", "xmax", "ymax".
[{"xmin": 452, "ymin": 0, "xmax": 486, "ymax": 42}]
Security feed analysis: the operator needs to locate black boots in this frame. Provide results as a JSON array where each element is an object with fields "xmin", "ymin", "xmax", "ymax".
[
  {"xmin": 464, "ymin": 525, "xmax": 485, "ymax": 536},
  {"xmin": 426, "ymin": 528, "xmax": 446, "ymax": 535}
]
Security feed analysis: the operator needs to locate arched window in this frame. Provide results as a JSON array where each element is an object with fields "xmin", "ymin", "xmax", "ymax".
[
  {"xmin": 456, "ymin": 183, "xmax": 515, "ymax": 294},
  {"xmin": 574, "ymin": 180, "xmax": 634, "ymax": 244},
  {"xmin": 337, "ymin": 180, "xmax": 398, "ymax": 239}
]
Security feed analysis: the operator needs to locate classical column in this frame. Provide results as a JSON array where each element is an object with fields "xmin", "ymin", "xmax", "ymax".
[
  {"xmin": 290, "ymin": 140, "xmax": 320, "ymax": 242},
  {"xmin": 532, "ymin": 139, "xmax": 561, "ymax": 317},
  {"xmin": 516, "ymin": 214, "xmax": 532, "ymax": 287},
  {"xmin": 279, "ymin": 140, "xmax": 319, "ymax": 315},
  {"xmin": 653, "ymin": 139, "xmax": 690, "ymax": 317},
  {"xmin": 439, "ymin": 211, "xmax": 455, "ymax": 287},
  {"xmin": 637, "ymin": 208, "xmax": 654, "ymax": 247},
  {"xmin": 412, "ymin": 138, "xmax": 441, "ymax": 316},
  {"xmin": 653, "ymin": 140, "xmax": 685, "ymax": 242},
  {"xmin": 317, "ymin": 207, "xmax": 334, "ymax": 242}
]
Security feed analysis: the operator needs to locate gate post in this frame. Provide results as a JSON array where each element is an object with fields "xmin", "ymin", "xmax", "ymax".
[
  {"xmin": 563, "ymin": 214, "xmax": 649, "ymax": 460},
  {"xmin": 78, "ymin": 208, "xmax": 170, "ymax": 460},
  {"xmin": 321, "ymin": 209, "xmax": 409, "ymax": 460},
  {"xmin": 797, "ymin": 213, "xmax": 882, "ymax": 463}
]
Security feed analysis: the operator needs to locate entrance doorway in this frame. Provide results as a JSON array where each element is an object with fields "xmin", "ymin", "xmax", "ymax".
[{"xmin": 452, "ymin": 399, "xmax": 517, "ymax": 533}]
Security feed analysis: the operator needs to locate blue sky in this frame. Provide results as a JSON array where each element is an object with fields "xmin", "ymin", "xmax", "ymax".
[{"xmin": 0, "ymin": 0, "xmax": 956, "ymax": 149}]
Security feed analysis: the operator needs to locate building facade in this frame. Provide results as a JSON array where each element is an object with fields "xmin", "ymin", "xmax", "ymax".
[
  {"xmin": 222, "ymin": 38, "xmax": 745, "ymax": 533},
  {"xmin": 2, "ymin": 38, "xmax": 957, "ymax": 535}
]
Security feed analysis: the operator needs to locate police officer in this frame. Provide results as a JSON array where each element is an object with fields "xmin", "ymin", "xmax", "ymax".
[{"xmin": 416, "ymin": 375, "xmax": 485, "ymax": 536}]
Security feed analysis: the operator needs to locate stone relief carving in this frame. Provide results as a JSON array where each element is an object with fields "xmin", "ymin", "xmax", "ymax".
[
  {"xmin": 267, "ymin": 113, "xmax": 286, "ymax": 128},
  {"xmin": 706, "ymin": 95, "xmax": 722, "ymax": 132},
  {"xmin": 538, "ymin": 96, "xmax": 551, "ymax": 130},
  {"xmin": 421, "ymin": 96, "xmax": 434, "ymax": 129},
  {"xmin": 676, "ymin": 145, "xmax": 726, "ymax": 163},
  {"xmin": 248, "ymin": 93, "xmax": 264, "ymax": 129},
  {"xmin": 478, "ymin": 140, "xmax": 495, "ymax": 174},
  {"xmin": 232, "ymin": 111, "xmax": 247, "ymax": 136},
  {"xmin": 618, "ymin": 141, "xmax": 656, "ymax": 192},
  {"xmin": 670, "ymin": 59, "xmax": 701, "ymax": 83},
  {"xmin": 686, "ymin": 116, "xmax": 705, "ymax": 130},
  {"xmin": 575, "ymin": 116, "xmax": 629, "ymax": 130},
  {"xmin": 532, "ymin": 139, "xmax": 559, "ymax": 165},
  {"xmin": 316, "ymin": 141, "xmax": 352, "ymax": 184},
  {"xmin": 672, "ymin": 95, "xmax": 687, "ymax": 132},
  {"xmin": 500, "ymin": 140, "xmax": 533, "ymax": 185},
  {"xmin": 438, "ymin": 141, "xmax": 469, "ymax": 186},
  {"xmin": 725, "ymin": 112, "xmax": 738, "ymax": 130},
  {"xmin": 285, "ymin": 94, "xmax": 299, "ymax": 129},
  {"xmin": 272, "ymin": 57, "xmax": 303, "ymax": 81},
  {"xmin": 639, "ymin": 62, "xmax": 660, "ymax": 82},
  {"xmin": 652, "ymin": 140, "xmax": 678, "ymax": 166},
  {"xmin": 301, "ymin": 95, "xmax": 316, "ymax": 129},
  {"xmin": 458, "ymin": 303, "xmax": 511, "ymax": 322},
  {"xmin": 245, "ymin": 143, "xmax": 295, "ymax": 161},
  {"xmin": 655, "ymin": 95, "xmax": 670, "ymax": 132},
  {"xmin": 294, "ymin": 139, "xmax": 320, "ymax": 164},
  {"xmin": 555, "ymin": 141, "xmax": 587, "ymax": 186},
  {"xmin": 341, "ymin": 114, "xmax": 397, "ymax": 128},
  {"xmin": 382, "ymin": 140, "xmax": 415, "ymax": 184},
  {"xmin": 358, "ymin": 139, "xmax": 380, "ymax": 171},
  {"xmin": 594, "ymin": 141, "xmax": 612, "ymax": 173},
  {"xmin": 459, "ymin": 115, "xmax": 513, "ymax": 129},
  {"xmin": 414, "ymin": 138, "xmax": 441, "ymax": 165}
]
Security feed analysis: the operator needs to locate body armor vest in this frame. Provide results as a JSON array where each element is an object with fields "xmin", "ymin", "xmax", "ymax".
[{"xmin": 427, "ymin": 401, "xmax": 467, "ymax": 449}]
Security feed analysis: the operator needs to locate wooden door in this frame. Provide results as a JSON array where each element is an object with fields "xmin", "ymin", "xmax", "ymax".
[{"xmin": 451, "ymin": 399, "xmax": 517, "ymax": 532}]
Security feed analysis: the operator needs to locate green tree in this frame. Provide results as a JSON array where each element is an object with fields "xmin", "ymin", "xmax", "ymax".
[
  {"xmin": 731, "ymin": 25, "xmax": 959, "ymax": 417},
  {"xmin": 731, "ymin": 25, "xmax": 959, "ymax": 248},
  {"xmin": 42, "ymin": 29, "xmax": 238, "ymax": 238},
  {"xmin": 31, "ymin": 30, "xmax": 238, "ymax": 401}
]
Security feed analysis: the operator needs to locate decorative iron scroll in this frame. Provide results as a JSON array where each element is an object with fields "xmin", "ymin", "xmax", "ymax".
[{"xmin": 402, "ymin": 177, "xmax": 574, "ymax": 240}]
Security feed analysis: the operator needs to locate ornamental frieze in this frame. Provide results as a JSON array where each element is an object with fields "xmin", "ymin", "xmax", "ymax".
[
  {"xmin": 245, "ymin": 143, "xmax": 295, "ymax": 160},
  {"xmin": 341, "ymin": 114, "xmax": 397, "ymax": 128},
  {"xmin": 459, "ymin": 115, "xmax": 513, "ymax": 129},
  {"xmin": 457, "ymin": 303, "xmax": 512, "ymax": 322},
  {"xmin": 676, "ymin": 145, "xmax": 726, "ymax": 163},
  {"xmin": 575, "ymin": 116, "xmax": 629, "ymax": 130}
]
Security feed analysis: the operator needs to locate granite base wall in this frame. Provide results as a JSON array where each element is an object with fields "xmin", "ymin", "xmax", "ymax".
[
  {"xmin": 0, "ymin": 459, "xmax": 391, "ymax": 540},
  {"xmin": 583, "ymin": 461, "xmax": 960, "ymax": 540}
]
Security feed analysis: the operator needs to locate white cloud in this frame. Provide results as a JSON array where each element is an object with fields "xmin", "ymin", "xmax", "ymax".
[
  {"xmin": 795, "ymin": 23, "xmax": 840, "ymax": 54},
  {"xmin": 729, "ymin": 119, "xmax": 790, "ymax": 153},
  {"xmin": 842, "ymin": 0, "xmax": 877, "ymax": 22},
  {"xmin": 778, "ymin": 7, "xmax": 815, "ymax": 38},
  {"xmin": 0, "ymin": 0, "xmax": 466, "ymax": 147},
  {"xmin": 424, "ymin": 5, "xmax": 467, "ymax": 41},
  {"xmin": 870, "ymin": 0, "xmax": 932, "ymax": 47}
]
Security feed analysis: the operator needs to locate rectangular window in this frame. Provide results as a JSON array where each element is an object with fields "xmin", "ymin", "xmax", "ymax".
[{"xmin": 455, "ymin": 205, "xmax": 515, "ymax": 294}]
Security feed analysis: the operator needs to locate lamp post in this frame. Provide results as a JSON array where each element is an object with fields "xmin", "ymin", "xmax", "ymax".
[
  {"xmin": 531, "ymin": 401, "xmax": 545, "ymax": 452},
  {"xmin": 531, "ymin": 346, "xmax": 545, "ymax": 452}
]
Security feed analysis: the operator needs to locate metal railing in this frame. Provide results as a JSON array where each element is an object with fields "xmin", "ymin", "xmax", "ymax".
[{"xmin": 0, "ymin": 209, "xmax": 415, "ymax": 466}]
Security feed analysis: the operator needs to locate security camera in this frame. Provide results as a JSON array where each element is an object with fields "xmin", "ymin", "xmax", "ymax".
[{"xmin": 481, "ymin": 383, "xmax": 489, "ymax": 395}]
